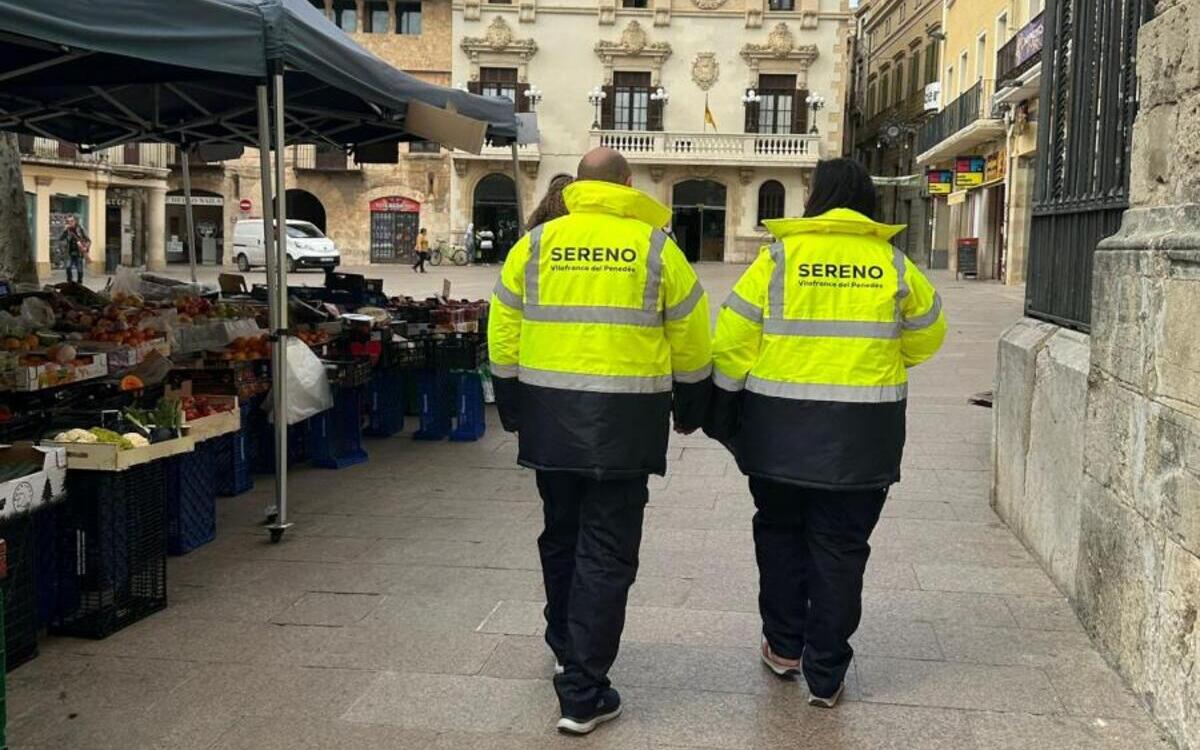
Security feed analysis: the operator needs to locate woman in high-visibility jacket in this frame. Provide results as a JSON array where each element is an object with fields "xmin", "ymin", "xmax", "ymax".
[{"xmin": 706, "ymin": 158, "xmax": 946, "ymax": 708}]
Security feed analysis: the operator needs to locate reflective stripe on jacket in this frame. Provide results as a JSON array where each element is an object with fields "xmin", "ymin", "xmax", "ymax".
[
  {"xmin": 488, "ymin": 180, "xmax": 713, "ymax": 478},
  {"xmin": 707, "ymin": 208, "xmax": 946, "ymax": 489}
]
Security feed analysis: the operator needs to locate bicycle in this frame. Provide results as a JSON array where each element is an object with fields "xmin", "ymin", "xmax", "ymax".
[{"xmin": 429, "ymin": 238, "xmax": 469, "ymax": 267}]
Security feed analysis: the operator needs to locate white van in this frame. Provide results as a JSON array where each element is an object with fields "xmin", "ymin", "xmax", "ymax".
[{"xmin": 231, "ymin": 219, "xmax": 340, "ymax": 273}]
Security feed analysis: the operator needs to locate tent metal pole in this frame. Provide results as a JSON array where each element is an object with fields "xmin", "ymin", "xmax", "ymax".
[
  {"xmin": 510, "ymin": 143, "xmax": 525, "ymax": 236},
  {"xmin": 256, "ymin": 83, "xmax": 284, "ymax": 536},
  {"xmin": 269, "ymin": 70, "xmax": 291, "ymax": 542},
  {"xmin": 180, "ymin": 144, "xmax": 199, "ymax": 282}
]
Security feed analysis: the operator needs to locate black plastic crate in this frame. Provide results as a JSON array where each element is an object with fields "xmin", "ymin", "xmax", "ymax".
[
  {"xmin": 435, "ymin": 333, "xmax": 487, "ymax": 371},
  {"xmin": 49, "ymin": 463, "xmax": 168, "ymax": 639},
  {"xmin": 382, "ymin": 338, "xmax": 429, "ymax": 370},
  {"xmin": 0, "ymin": 513, "xmax": 38, "ymax": 671},
  {"xmin": 324, "ymin": 358, "xmax": 373, "ymax": 389},
  {"xmin": 164, "ymin": 442, "xmax": 217, "ymax": 556}
]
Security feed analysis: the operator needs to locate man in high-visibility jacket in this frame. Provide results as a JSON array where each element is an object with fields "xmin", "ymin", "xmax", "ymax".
[
  {"xmin": 706, "ymin": 158, "xmax": 946, "ymax": 707},
  {"xmin": 489, "ymin": 148, "xmax": 712, "ymax": 734}
]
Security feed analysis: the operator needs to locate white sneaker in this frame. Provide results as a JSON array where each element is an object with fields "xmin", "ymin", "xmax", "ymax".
[
  {"xmin": 760, "ymin": 637, "xmax": 802, "ymax": 678},
  {"xmin": 555, "ymin": 661, "xmax": 565, "ymax": 675},
  {"xmin": 807, "ymin": 683, "xmax": 845, "ymax": 709}
]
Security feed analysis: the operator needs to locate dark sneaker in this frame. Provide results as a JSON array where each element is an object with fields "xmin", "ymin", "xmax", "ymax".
[
  {"xmin": 760, "ymin": 637, "xmax": 802, "ymax": 678},
  {"xmin": 556, "ymin": 688, "xmax": 622, "ymax": 735},
  {"xmin": 807, "ymin": 683, "xmax": 845, "ymax": 709}
]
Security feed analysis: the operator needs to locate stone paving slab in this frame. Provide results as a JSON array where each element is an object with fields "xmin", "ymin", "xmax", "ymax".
[{"xmin": 4, "ymin": 268, "xmax": 1175, "ymax": 749}]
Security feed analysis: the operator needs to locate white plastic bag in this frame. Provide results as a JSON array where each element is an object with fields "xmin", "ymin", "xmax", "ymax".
[
  {"xmin": 18, "ymin": 297, "xmax": 55, "ymax": 330},
  {"xmin": 268, "ymin": 337, "xmax": 333, "ymax": 425}
]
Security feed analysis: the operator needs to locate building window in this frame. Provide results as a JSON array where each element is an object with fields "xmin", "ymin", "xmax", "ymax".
[
  {"xmin": 488, "ymin": 0, "xmax": 513, "ymax": 4},
  {"xmin": 946, "ymin": 66, "xmax": 954, "ymax": 99},
  {"xmin": 976, "ymin": 34, "xmax": 987, "ymax": 81},
  {"xmin": 333, "ymin": 0, "xmax": 357, "ymax": 31},
  {"xmin": 925, "ymin": 43, "xmax": 939, "ymax": 84},
  {"xmin": 397, "ymin": 2, "xmax": 422, "ymax": 34},
  {"xmin": 614, "ymin": 71, "xmax": 652, "ymax": 131},
  {"xmin": 768, "ymin": 0, "xmax": 795, "ymax": 10},
  {"xmin": 363, "ymin": 0, "xmax": 389, "ymax": 32},
  {"xmin": 409, "ymin": 141, "xmax": 440, "ymax": 154},
  {"xmin": 479, "ymin": 67, "xmax": 518, "ymax": 105},
  {"xmin": 757, "ymin": 180, "xmax": 785, "ymax": 225},
  {"xmin": 958, "ymin": 51, "xmax": 968, "ymax": 93},
  {"xmin": 867, "ymin": 82, "xmax": 877, "ymax": 117},
  {"xmin": 893, "ymin": 61, "xmax": 904, "ymax": 102},
  {"xmin": 997, "ymin": 12, "xmax": 1009, "ymax": 45},
  {"xmin": 879, "ymin": 69, "xmax": 890, "ymax": 112},
  {"xmin": 622, "ymin": 0, "xmax": 649, "ymax": 7},
  {"xmin": 757, "ymin": 74, "xmax": 795, "ymax": 134}
]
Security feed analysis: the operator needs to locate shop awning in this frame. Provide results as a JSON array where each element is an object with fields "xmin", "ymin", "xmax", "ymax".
[{"xmin": 0, "ymin": 0, "xmax": 518, "ymax": 151}]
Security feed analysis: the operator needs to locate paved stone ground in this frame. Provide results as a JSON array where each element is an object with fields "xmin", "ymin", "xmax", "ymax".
[{"xmin": 10, "ymin": 266, "xmax": 1174, "ymax": 749}]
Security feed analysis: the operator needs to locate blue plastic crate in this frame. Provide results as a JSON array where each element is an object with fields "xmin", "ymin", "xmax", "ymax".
[
  {"xmin": 309, "ymin": 386, "xmax": 368, "ymax": 469},
  {"xmin": 216, "ymin": 401, "xmax": 255, "ymax": 496},
  {"xmin": 252, "ymin": 415, "xmax": 310, "ymax": 473},
  {"xmin": 365, "ymin": 369, "xmax": 405, "ymax": 438},
  {"xmin": 164, "ymin": 440, "xmax": 218, "ymax": 556},
  {"xmin": 450, "ymin": 371, "xmax": 487, "ymax": 442},
  {"xmin": 413, "ymin": 368, "xmax": 450, "ymax": 441}
]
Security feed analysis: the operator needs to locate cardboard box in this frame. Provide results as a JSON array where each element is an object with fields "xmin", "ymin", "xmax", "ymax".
[
  {"xmin": 0, "ymin": 443, "xmax": 67, "ymax": 520},
  {"xmin": 166, "ymin": 382, "xmax": 241, "ymax": 442},
  {"xmin": 4, "ymin": 352, "xmax": 109, "ymax": 392},
  {"xmin": 43, "ymin": 434, "xmax": 195, "ymax": 472},
  {"xmin": 80, "ymin": 338, "xmax": 172, "ymax": 373}
]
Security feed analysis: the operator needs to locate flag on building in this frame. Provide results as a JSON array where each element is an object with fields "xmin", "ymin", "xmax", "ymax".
[{"xmin": 704, "ymin": 94, "xmax": 718, "ymax": 132}]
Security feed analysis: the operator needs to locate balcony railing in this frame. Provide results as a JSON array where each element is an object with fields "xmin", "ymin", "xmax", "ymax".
[
  {"xmin": 294, "ymin": 144, "xmax": 360, "ymax": 171},
  {"xmin": 917, "ymin": 79, "xmax": 997, "ymax": 154},
  {"xmin": 454, "ymin": 141, "xmax": 541, "ymax": 160},
  {"xmin": 590, "ymin": 130, "xmax": 821, "ymax": 165},
  {"xmin": 996, "ymin": 11, "xmax": 1045, "ymax": 86},
  {"xmin": 863, "ymin": 86, "xmax": 932, "ymax": 137},
  {"xmin": 19, "ymin": 136, "xmax": 169, "ymax": 169}
]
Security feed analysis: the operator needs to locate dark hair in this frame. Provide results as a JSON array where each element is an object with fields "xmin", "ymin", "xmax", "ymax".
[
  {"xmin": 527, "ymin": 175, "xmax": 573, "ymax": 228},
  {"xmin": 803, "ymin": 158, "xmax": 878, "ymax": 220}
]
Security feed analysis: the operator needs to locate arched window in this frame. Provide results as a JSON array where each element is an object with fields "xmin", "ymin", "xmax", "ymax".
[{"xmin": 757, "ymin": 180, "xmax": 785, "ymax": 225}]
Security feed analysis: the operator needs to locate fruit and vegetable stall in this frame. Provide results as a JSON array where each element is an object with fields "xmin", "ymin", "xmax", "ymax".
[{"xmin": 0, "ymin": 269, "xmax": 491, "ymax": 674}]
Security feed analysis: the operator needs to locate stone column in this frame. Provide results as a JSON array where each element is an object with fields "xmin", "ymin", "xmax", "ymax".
[
  {"xmin": 86, "ymin": 180, "xmax": 107, "ymax": 274},
  {"xmin": 146, "ymin": 186, "xmax": 168, "ymax": 271},
  {"xmin": 1071, "ymin": 2, "xmax": 1200, "ymax": 748},
  {"xmin": 33, "ymin": 175, "xmax": 52, "ymax": 278}
]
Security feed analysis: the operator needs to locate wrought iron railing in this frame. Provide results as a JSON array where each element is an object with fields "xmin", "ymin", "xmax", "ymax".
[
  {"xmin": 1025, "ymin": 0, "xmax": 1153, "ymax": 330},
  {"xmin": 996, "ymin": 11, "xmax": 1045, "ymax": 86},
  {"xmin": 917, "ymin": 79, "xmax": 995, "ymax": 154}
]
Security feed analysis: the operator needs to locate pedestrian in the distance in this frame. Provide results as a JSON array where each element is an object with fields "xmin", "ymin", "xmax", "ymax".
[
  {"xmin": 464, "ymin": 220, "xmax": 476, "ymax": 264},
  {"xmin": 478, "ymin": 227, "xmax": 494, "ymax": 264},
  {"xmin": 527, "ymin": 174, "xmax": 573, "ymax": 228},
  {"xmin": 489, "ymin": 148, "xmax": 713, "ymax": 735},
  {"xmin": 59, "ymin": 214, "xmax": 90, "ymax": 284},
  {"xmin": 412, "ymin": 227, "xmax": 430, "ymax": 273},
  {"xmin": 706, "ymin": 158, "xmax": 947, "ymax": 708}
]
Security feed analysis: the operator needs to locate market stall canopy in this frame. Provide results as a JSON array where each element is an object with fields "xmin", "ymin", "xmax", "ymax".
[{"xmin": 0, "ymin": 0, "xmax": 517, "ymax": 151}]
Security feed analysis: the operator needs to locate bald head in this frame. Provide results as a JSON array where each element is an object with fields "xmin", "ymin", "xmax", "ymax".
[{"xmin": 577, "ymin": 147, "xmax": 632, "ymax": 186}]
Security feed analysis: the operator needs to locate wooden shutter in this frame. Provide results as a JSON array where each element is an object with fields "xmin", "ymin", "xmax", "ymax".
[
  {"xmin": 744, "ymin": 89, "xmax": 760, "ymax": 133},
  {"xmin": 467, "ymin": 80, "xmax": 481, "ymax": 95},
  {"xmin": 515, "ymin": 82, "xmax": 530, "ymax": 113},
  {"xmin": 647, "ymin": 96, "xmax": 664, "ymax": 131},
  {"xmin": 600, "ymin": 85, "xmax": 616, "ymax": 130},
  {"xmin": 792, "ymin": 88, "xmax": 809, "ymax": 134},
  {"xmin": 123, "ymin": 143, "xmax": 140, "ymax": 165}
]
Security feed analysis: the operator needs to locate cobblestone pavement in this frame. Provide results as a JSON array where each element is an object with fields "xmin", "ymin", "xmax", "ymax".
[{"xmin": 11, "ymin": 266, "xmax": 1174, "ymax": 749}]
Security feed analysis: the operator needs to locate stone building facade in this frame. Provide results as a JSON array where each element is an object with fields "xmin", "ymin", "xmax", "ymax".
[
  {"xmin": 168, "ymin": 0, "xmax": 455, "ymax": 268},
  {"xmin": 19, "ymin": 138, "xmax": 171, "ymax": 277},
  {"xmin": 450, "ymin": 0, "xmax": 852, "ymax": 263},
  {"xmin": 993, "ymin": 2, "xmax": 1200, "ymax": 747},
  {"xmin": 847, "ymin": 0, "xmax": 943, "ymax": 265}
]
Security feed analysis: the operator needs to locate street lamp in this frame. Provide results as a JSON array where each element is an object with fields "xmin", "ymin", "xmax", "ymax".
[
  {"xmin": 806, "ymin": 93, "xmax": 826, "ymax": 134},
  {"xmin": 588, "ymin": 86, "xmax": 607, "ymax": 130},
  {"xmin": 650, "ymin": 86, "xmax": 670, "ymax": 104},
  {"xmin": 455, "ymin": 81, "xmax": 469, "ymax": 92},
  {"xmin": 741, "ymin": 88, "xmax": 761, "ymax": 105},
  {"xmin": 524, "ymin": 85, "xmax": 544, "ymax": 112}
]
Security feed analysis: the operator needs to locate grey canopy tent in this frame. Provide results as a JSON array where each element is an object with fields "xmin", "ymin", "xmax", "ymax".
[{"xmin": 0, "ymin": 0, "xmax": 518, "ymax": 542}]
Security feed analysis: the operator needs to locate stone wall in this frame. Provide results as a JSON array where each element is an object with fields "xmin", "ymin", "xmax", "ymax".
[{"xmin": 992, "ymin": 2, "xmax": 1200, "ymax": 748}]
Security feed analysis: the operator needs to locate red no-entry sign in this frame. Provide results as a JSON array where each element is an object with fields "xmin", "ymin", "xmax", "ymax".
[{"xmin": 239, "ymin": 199, "xmax": 252, "ymax": 212}]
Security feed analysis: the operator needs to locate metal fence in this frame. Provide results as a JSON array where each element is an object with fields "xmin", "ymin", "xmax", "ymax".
[{"xmin": 1025, "ymin": 0, "xmax": 1154, "ymax": 330}]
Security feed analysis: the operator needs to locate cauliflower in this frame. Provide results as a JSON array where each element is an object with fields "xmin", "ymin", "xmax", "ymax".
[
  {"xmin": 54, "ymin": 428, "xmax": 98, "ymax": 444},
  {"xmin": 122, "ymin": 433, "xmax": 150, "ymax": 448}
]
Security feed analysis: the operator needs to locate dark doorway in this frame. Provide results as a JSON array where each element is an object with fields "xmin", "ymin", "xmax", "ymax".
[
  {"xmin": 671, "ymin": 180, "xmax": 727, "ymax": 262},
  {"xmin": 166, "ymin": 189, "xmax": 225, "ymax": 265},
  {"xmin": 285, "ymin": 189, "xmax": 327, "ymax": 232},
  {"xmin": 105, "ymin": 204, "xmax": 122, "ymax": 273},
  {"xmin": 473, "ymin": 173, "xmax": 519, "ymax": 262}
]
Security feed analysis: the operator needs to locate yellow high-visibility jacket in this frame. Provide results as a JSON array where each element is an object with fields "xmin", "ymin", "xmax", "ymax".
[
  {"xmin": 707, "ymin": 208, "xmax": 946, "ymax": 489},
  {"xmin": 488, "ymin": 180, "xmax": 713, "ymax": 478}
]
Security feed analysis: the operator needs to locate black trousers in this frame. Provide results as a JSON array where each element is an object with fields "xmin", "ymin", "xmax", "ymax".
[
  {"xmin": 412, "ymin": 253, "xmax": 427, "ymax": 272},
  {"xmin": 536, "ymin": 471, "xmax": 648, "ymax": 716},
  {"xmin": 750, "ymin": 477, "xmax": 887, "ymax": 697}
]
